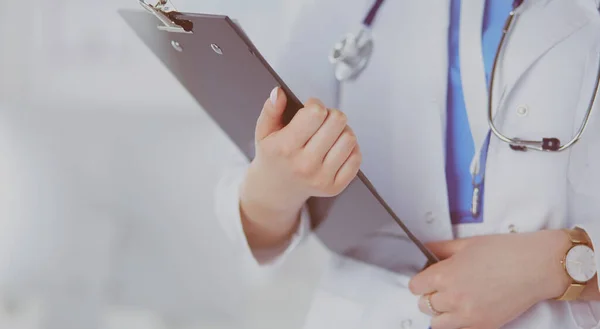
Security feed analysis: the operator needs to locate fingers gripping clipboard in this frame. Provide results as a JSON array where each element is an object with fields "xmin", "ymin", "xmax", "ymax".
[{"xmin": 119, "ymin": 0, "xmax": 439, "ymax": 274}]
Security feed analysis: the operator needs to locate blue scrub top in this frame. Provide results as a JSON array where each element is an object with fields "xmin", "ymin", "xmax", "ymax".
[{"xmin": 445, "ymin": 0, "xmax": 513, "ymax": 225}]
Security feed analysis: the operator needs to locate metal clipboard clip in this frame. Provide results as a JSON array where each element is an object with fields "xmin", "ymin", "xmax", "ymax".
[{"xmin": 139, "ymin": 0, "xmax": 193, "ymax": 33}]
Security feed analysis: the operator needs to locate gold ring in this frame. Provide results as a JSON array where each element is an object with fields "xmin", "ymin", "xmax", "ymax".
[{"xmin": 426, "ymin": 293, "xmax": 443, "ymax": 316}]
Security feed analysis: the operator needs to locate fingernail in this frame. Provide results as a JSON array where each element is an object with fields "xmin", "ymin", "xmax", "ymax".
[{"xmin": 270, "ymin": 87, "xmax": 279, "ymax": 105}]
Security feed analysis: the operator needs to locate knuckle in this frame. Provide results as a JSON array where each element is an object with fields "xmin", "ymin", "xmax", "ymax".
[
  {"xmin": 343, "ymin": 129, "xmax": 357, "ymax": 143},
  {"xmin": 302, "ymin": 104, "xmax": 327, "ymax": 119},
  {"xmin": 353, "ymin": 151, "xmax": 363, "ymax": 166},
  {"xmin": 296, "ymin": 107, "xmax": 311, "ymax": 118},
  {"xmin": 311, "ymin": 177, "xmax": 331, "ymax": 192},
  {"xmin": 313, "ymin": 106, "xmax": 328, "ymax": 119},
  {"xmin": 348, "ymin": 145, "xmax": 362, "ymax": 162},
  {"xmin": 347, "ymin": 134, "xmax": 358, "ymax": 148},
  {"xmin": 342, "ymin": 128, "xmax": 357, "ymax": 143},
  {"xmin": 274, "ymin": 143, "xmax": 294, "ymax": 157},
  {"xmin": 306, "ymin": 97, "xmax": 324, "ymax": 107},
  {"xmin": 296, "ymin": 106, "xmax": 311, "ymax": 116},
  {"xmin": 408, "ymin": 280, "xmax": 419, "ymax": 295},
  {"xmin": 329, "ymin": 179, "xmax": 345, "ymax": 193},
  {"xmin": 432, "ymin": 272, "xmax": 447, "ymax": 287},
  {"xmin": 294, "ymin": 158, "xmax": 319, "ymax": 177},
  {"xmin": 330, "ymin": 109, "xmax": 348, "ymax": 125}
]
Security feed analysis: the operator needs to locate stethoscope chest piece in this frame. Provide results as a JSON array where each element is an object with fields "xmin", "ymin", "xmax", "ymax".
[{"xmin": 329, "ymin": 27, "xmax": 374, "ymax": 82}]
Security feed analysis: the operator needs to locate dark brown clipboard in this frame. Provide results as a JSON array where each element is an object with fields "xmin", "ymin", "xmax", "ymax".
[{"xmin": 119, "ymin": 1, "xmax": 438, "ymax": 274}]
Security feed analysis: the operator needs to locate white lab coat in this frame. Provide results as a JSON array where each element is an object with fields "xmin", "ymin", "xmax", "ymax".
[{"xmin": 215, "ymin": 0, "xmax": 600, "ymax": 328}]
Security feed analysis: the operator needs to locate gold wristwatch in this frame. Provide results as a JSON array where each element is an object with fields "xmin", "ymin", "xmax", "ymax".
[{"xmin": 556, "ymin": 228, "xmax": 597, "ymax": 301}]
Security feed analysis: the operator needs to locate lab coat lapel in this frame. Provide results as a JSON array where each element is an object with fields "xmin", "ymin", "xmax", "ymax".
[
  {"xmin": 497, "ymin": 1, "xmax": 590, "ymax": 114},
  {"xmin": 459, "ymin": 0, "xmax": 488, "ymax": 151}
]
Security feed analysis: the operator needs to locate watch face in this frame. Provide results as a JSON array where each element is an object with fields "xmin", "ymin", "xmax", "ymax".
[{"xmin": 565, "ymin": 245, "xmax": 597, "ymax": 283}]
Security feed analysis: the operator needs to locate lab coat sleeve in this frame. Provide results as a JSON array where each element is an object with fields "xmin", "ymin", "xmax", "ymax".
[
  {"xmin": 566, "ymin": 42, "xmax": 600, "ymax": 325},
  {"xmin": 570, "ymin": 139, "xmax": 600, "ymax": 274},
  {"xmin": 567, "ymin": 42, "xmax": 600, "ymax": 290},
  {"xmin": 213, "ymin": 156, "xmax": 311, "ymax": 284},
  {"xmin": 212, "ymin": 0, "xmax": 363, "ymax": 282},
  {"xmin": 567, "ymin": 135, "xmax": 600, "ymax": 325}
]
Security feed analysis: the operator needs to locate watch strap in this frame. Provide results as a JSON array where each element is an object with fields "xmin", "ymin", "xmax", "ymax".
[
  {"xmin": 567, "ymin": 227, "xmax": 592, "ymax": 246},
  {"xmin": 556, "ymin": 283, "xmax": 586, "ymax": 301},
  {"xmin": 555, "ymin": 228, "xmax": 595, "ymax": 301}
]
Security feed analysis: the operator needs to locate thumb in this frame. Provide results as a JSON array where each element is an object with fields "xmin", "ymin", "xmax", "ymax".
[
  {"xmin": 255, "ymin": 87, "xmax": 287, "ymax": 141},
  {"xmin": 425, "ymin": 238, "xmax": 469, "ymax": 260}
]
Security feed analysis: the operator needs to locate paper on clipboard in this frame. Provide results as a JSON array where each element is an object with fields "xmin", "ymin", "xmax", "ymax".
[{"xmin": 119, "ymin": 0, "xmax": 439, "ymax": 275}]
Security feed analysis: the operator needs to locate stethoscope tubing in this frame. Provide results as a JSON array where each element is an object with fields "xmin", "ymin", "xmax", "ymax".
[
  {"xmin": 487, "ymin": 7, "xmax": 600, "ymax": 152},
  {"xmin": 334, "ymin": 0, "xmax": 597, "ymax": 153}
]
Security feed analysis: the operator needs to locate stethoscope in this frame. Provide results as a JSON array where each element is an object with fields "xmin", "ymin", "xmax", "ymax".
[{"xmin": 329, "ymin": 0, "xmax": 600, "ymax": 152}]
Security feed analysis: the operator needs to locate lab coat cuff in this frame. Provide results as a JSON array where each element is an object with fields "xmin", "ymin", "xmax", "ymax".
[{"xmin": 214, "ymin": 165, "xmax": 309, "ymax": 284}]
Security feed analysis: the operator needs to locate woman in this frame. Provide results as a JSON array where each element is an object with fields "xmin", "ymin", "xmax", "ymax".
[{"xmin": 215, "ymin": 0, "xmax": 600, "ymax": 328}]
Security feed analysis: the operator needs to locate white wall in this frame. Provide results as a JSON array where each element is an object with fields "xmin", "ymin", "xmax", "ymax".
[{"xmin": 0, "ymin": 1, "xmax": 331, "ymax": 328}]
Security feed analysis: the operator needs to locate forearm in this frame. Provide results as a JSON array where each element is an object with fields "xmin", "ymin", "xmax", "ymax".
[
  {"xmin": 239, "ymin": 165, "xmax": 305, "ymax": 251},
  {"xmin": 240, "ymin": 197, "xmax": 302, "ymax": 251}
]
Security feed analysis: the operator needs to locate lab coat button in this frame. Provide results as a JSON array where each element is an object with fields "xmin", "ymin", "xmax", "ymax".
[
  {"xmin": 424, "ymin": 211, "xmax": 435, "ymax": 224},
  {"xmin": 508, "ymin": 224, "xmax": 518, "ymax": 233},
  {"xmin": 401, "ymin": 319, "xmax": 413, "ymax": 328},
  {"xmin": 516, "ymin": 105, "xmax": 529, "ymax": 117}
]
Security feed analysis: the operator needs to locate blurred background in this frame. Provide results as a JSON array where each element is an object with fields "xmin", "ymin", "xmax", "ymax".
[{"xmin": 0, "ymin": 0, "xmax": 332, "ymax": 328}]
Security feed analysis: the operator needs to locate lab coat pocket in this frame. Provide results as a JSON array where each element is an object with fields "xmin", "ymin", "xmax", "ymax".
[{"xmin": 303, "ymin": 254, "xmax": 430, "ymax": 329}]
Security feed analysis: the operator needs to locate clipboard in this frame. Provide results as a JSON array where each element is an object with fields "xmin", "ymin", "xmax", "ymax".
[{"xmin": 119, "ymin": 0, "xmax": 439, "ymax": 274}]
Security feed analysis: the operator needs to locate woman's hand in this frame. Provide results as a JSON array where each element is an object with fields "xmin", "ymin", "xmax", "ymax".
[
  {"xmin": 240, "ymin": 87, "xmax": 362, "ymax": 250},
  {"xmin": 408, "ymin": 230, "xmax": 573, "ymax": 329}
]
